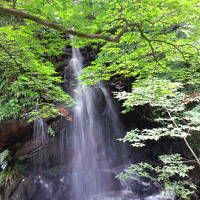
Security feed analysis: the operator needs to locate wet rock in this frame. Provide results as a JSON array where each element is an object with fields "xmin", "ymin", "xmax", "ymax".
[
  {"xmin": 100, "ymin": 171, "xmax": 121, "ymax": 192},
  {"xmin": 93, "ymin": 87, "xmax": 106, "ymax": 113},
  {"xmin": 5, "ymin": 164, "xmax": 72, "ymax": 200},
  {"xmin": 121, "ymin": 176, "xmax": 160, "ymax": 198},
  {"xmin": 15, "ymin": 137, "xmax": 49, "ymax": 162},
  {"xmin": 0, "ymin": 186, "xmax": 4, "ymax": 200},
  {"xmin": 56, "ymin": 59, "xmax": 70, "ymax": 72},
  {"xmin": 0, "ymin": 121, "xmax": 31, "ymax": 152},
  {"xmin": 5, "ymin": 177, "xmax": 34, "ymax": 200}
]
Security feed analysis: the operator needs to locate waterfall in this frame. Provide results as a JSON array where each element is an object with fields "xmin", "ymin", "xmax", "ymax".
[
  {"xmin": 33, "ymin": 118, "xmax": 49, "ymax": 171},
  {"xmin": 29, "ymin": 47, "xmax": 174, "ymax": 200},
  {"xmin": 68, "ymin": 47, "xmax": 125, "ymax": 200}
]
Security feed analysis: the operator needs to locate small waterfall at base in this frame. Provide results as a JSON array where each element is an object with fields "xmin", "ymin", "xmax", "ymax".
[
  {"xmin": 33, "ymin": 118, "xmax": 49, "ymax": 171},
  {"xmin": 68, "ymin": 47, "xmax": 125, "ymax": 200}
]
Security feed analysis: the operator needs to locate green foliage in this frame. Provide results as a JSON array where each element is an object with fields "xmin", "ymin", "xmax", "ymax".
[
  {"xmin": 48, "ymin": 125, "xmax": 56, "ymax": 137},
  {"xmin": 0, "ymin": 24, "xmax": 74, "ymax": 122},
  {"xmin": 185, "ymin": 104, "xmax": 200, "ymax": 124},
  {"xmin": 0, "ymin": 0, "xmax": 199, "ymax": 121},
  {"xmin": 0, "ymin": 165, "xmax": 21, "ymax": 186},
  {"xmin": 117, "ymin": 154, "xmax": 196, "ymax": 199},
  {"xmin": 0, "ymin": 150, "xmax": 21, "ymax": 186},
  {"xmin": 0, "ymin": 150, "xmax": 11, "ymax": 170},
  {"xmin": 116, "ymin": 78, "xmax": 200, "ymax": 198},
  {"xmin": 116, "ymin": 78, "xmax": 200, "ymax": 146},
  {"xmin": 115, "ymin": 78, "xmax": 185, "ymax": 113},
  {"xmin": 80, "ymin": 0, "xmax": 200, "ymax": 84}
]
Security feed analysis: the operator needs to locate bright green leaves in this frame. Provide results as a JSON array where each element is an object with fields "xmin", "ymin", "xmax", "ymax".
[
  {"xmin": 116, "ymin": 78, "xmax": 200, "ymax": 149},
  {"xmin": 74, "ymin": 0, "xmax": 200, "ymax": 85},
  {"xmin": 185, "ymin": 104, "xmax": 200, "ymax": 124},
  {"xmin": 121, "ymin": 126, "xmax": 192, "ymax": 148},
  {"xmin": 117, "ymin": 154, "xmax": 195, "ymax": 199},
  {"xmin": 0, "ymin": 24, "xmax": 73, "ymax": 122},
  {"xmin": 115, "ymin": 78, "xmax": 184, "ymax": 113},
  {"xmin": 118, "ymin": 154, "xmax": 193, "ymax": 181},
  {"xmin": 0, "ymin": 0, "xmax": 198, "ymax": 122}
]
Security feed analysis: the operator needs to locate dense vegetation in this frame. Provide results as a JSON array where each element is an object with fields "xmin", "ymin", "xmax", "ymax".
[{"xmin": 0, "ymin": 0, "xmax": 200, "ymax": 198}]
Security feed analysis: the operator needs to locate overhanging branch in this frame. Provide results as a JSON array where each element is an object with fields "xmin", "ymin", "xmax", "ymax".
[
  {"xmin": 0, "ymin": 6, "xmax": 129, "ymax": 42},
  {"xmin": 137, "ymin": 25, "xmax": 161, "ymax": 65}
]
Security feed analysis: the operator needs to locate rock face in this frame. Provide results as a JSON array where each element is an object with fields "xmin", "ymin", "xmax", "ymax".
[{"xmin": 0, "ymin": 121, "xmax": 31, "ymax": 151}]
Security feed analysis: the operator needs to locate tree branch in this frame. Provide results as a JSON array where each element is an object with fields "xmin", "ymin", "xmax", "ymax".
[
  {"xmin": 151, "ymin": 39, "xmax": 187, "ymax": 61},
  {"xmin": 166, "ymin": 108, "xmax": 200, "ymax": 167},
  {"xmin": 0, "ymin": 43, "xmax": 20, "ymax": 66},
  {"xmin": 137, "ymin": 25, "xmax": 189, "ymax": 63},
  {"xmin": 0, "ymin": 6, "xmax": 129, "ymax": 43},
  {"xmin": 137, "ymin": 25, "xmax": 161, "ymax": 66}
]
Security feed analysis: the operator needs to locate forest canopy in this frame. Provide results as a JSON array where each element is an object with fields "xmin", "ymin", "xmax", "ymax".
[{"xmin": 0, "ymin": 0, "xmax": 199, "ymax": 121}]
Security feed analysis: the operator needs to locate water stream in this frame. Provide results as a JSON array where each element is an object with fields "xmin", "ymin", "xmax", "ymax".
[
  {"xmin": 33, "ymin": 118, "xmax": 49, "ymax": 171},
  {"xmin": 69, "ymin": 47, "xmax": 125, "ymax": 200},
  {"xmin": 66, "ymin": 47, "xmax": 175, "ymax": 200},
  {"xmin": 30, "ymin": 47, "xmax": 174, "ymax": 200}
]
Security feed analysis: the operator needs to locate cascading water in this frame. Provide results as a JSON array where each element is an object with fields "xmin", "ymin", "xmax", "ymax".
[
  {"xmin": 29, "ymin": 46, "xmax": 175, "ymax": 200},
  {"xmin": 68, "ymin": 47, "xmax": 125, "ymax": 200},
  {"xmin": 66, "ymin": 47, "xmax": 174, "ymax": 200},
  {"xmin": 33, "ymin": 118, "xmax": 49, "ymax": 170}
]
